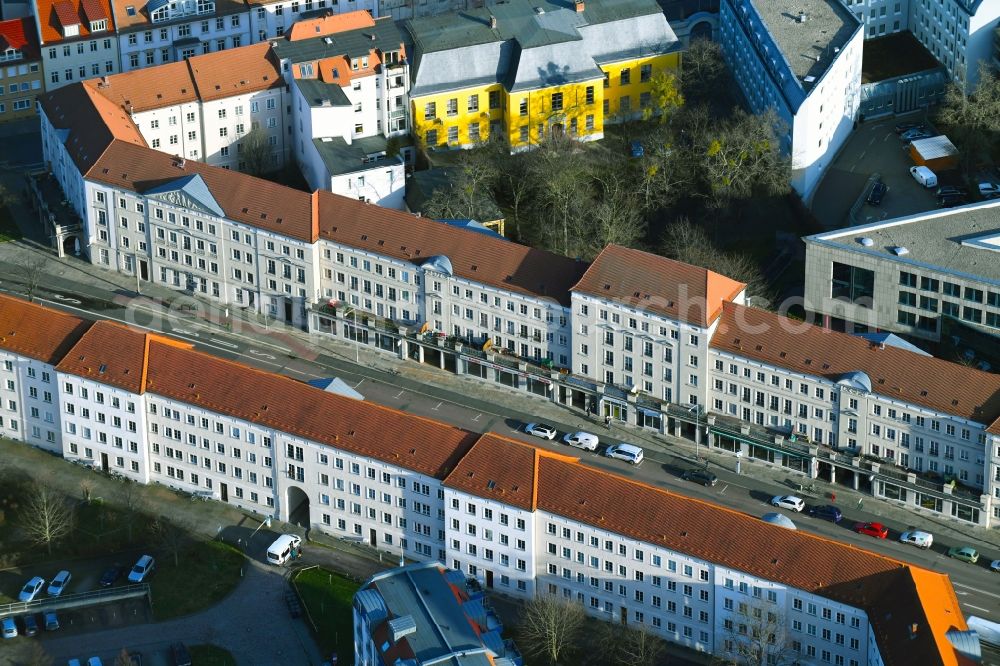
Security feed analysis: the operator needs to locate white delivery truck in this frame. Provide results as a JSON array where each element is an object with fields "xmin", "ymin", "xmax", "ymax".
[
  {"xmin": 266, "ymin": 534, "xmax": 302, "ymax": 565},
  {"xmin": 909, "ymin": 165, "xmax": 937, "ymax": 188}
]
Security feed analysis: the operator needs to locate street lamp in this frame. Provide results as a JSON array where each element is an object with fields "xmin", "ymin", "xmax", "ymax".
[{"xmin": 688, "ymin": 403, "xmax": 701, "ymax": 462}]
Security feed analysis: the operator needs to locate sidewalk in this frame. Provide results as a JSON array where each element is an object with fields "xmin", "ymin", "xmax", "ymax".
[{"xmin": 1, "ymin": 237, "xmax": 998, "ymax": 555}]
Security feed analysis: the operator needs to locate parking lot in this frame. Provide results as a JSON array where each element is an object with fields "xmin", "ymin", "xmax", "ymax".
[{"xmin": 811, "ymin": 113, "xmax": 962, "ymax": 228}]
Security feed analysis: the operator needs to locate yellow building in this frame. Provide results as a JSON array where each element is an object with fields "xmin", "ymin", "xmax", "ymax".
[{"xmin": 405, "ymin": 0, "xmax": 680, "ymax": 151}]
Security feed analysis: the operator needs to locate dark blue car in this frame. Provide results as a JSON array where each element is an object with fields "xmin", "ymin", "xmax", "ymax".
[
  {"xmin": 807, "ymin": 505, "xmax": 843, "ymax": 523},
  {"xmin": 629, "ymin": 140, "xmax": 644, "ymax": 159}
]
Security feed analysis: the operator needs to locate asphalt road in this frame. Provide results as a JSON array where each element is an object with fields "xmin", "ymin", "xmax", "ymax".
[{"xmin": 1, "ymin": 261, "xmax": 999, "ymax": 619}]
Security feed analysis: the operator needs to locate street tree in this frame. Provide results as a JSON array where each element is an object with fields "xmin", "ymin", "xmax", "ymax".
[
  {"xmin": 597, "ymin": 621, "xmax": 666, "ymax": 666},
  {"xmin": 718, "ymin": 599, "xmax": 797, "ymax": 666},
  {"xmin": 151, "ymin": 516, "xmax": 189, "ymax": 567},
  {"xmin": 935, "ymin": 64, "xmax": 1000, "ymax": 172},
  {"xmin": 20, "ymin": 485, "xmax": 75, "ymax": 554},
  {"xmin": 12, "ymin": 254, "xmax": 49, "ymax": 302},
  {"xmin": 240, "ymin": 126, "xmax": 272, "ymax": 176},
  {"xmin": 518, "ymin": 594, "xmax": 586, "ymax": 665}
]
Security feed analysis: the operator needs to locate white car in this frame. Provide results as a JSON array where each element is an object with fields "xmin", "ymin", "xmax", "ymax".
[
  {"xmin": 898, "ymin": 531, "xmax": 933, "ymax": 550},
  {"xmin": 990, "ymin": 559, "xmax": 1000, "ymax": 573},
  {"xmin": 18, "ymin": 576, "xmax": 45, "ymax": 602},
  {"xmin": 48, "ymin": 570, "xmax": 72, "ymax": 597},
  {"xmin": 127, "ymin": 555, "xmax": 155, "ymax": 583},
  {"xmin": 604, "ymin": 443, "xmax": 644, "ymax": 465},
  {"xmin": 979, "ymin": 182, "xmax": 1000, "ymax": 199},
  {"xmin": 563, "ymin": 431, "xmax": 599, "ymax": 451},
  {"xmin": 1, "ymin": 617, "xmax": 16, "ymax": 639},
  {"xmin": 525, "ymin": 423, "xmax": 558, "ymax": 440},
  {"xmin": 770, "ymin": 496, "xmax": 805, "ymax": 512}
]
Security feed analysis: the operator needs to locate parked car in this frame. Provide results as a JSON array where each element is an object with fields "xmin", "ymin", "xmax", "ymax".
[
  {"xmin": 937, "ymin": 192, "xmax": 968, "ymax": 208},
  {"xmin": 604, "ymin": 443, "xmax": 644, "ymax": 465},
  {"xmin": 898, "ymin": 530, "xmax": 933, "ymax": 549},
  {"xmin": 629, "ymin": 140, "xmax": 644, "ymax": 159},
  {"xmin": 1, "ymin": 617, "xmax": 16, "ymax": 639},
  {"xmin": 807, "ymin": 505, "xmax": 842, "ymax": 523},
  {"xmin": 770, "ymin": 495, "xmax": 805, "ymax": 512},
  {"xmin": 525, "ymin": 423, "xmax": 558, "ymax": 440},
  {"xmin": 681, "ymin": 469, "xmax": 718, "ymax": 486},
  {"xmin": 934, "ymin": 185, "xmax": 965, "ymax": 197},
  {"xmin": 978, "ymin": 181, "xmax": 1000, "ymax": 199},
  {"xmin": 87, "ymin": 658, "xmax": 104, "ymax": 666},
  {"xmin": 127, "ymin": 653, "xmax": 143, "ymax": 666},
  {"xmin": 900, "ymin": 128, "xmax": 932, "ymax": 143},
  {"xmin": 990, "ymin": 559, "xmax": 1000, "ymax": 573},
  {"xmin": 18, "ymin": 576, "xmax": 45, "ymax": 602},
  {"xmin": 894, "ymin": 122, "xmax": 926, "ymax": 134},
  {"xmin": 99, "ymin": 565, "xmax": 124, "ymax": 588},
  {"xmin": 20, "ymin": 614, "xmax": 38, "ymax": 637},
  {"xmin": 854, "ymin": 522, "xmax": 889, "ymax": 538},
  {"xmin": 909, "ymin": 165, "xmax": 937, "ymax": 188},
  {"xmin": 42, "ymin": 611, "xmax": 59, "ymax": 631},
  {"xmin": 48, "ymin": 570, "xmax": 72, "ymax": 597},
  {"xmin": 946, "ymin": 546, "xmax": 979, "ymax": 564},
  {"xmin": 128, "ymin": 555, "xmax": 156, "ymax": 583},
  {"xmin": 866, "ymin": 181, "xmax": 887, "ymax": 206},
  {"xmin": 563, "ymin": 431, "xmax": 599, "ymax": 451},
  {"xmin": 172, "ymin": 642, "xmax": 193, "ymax": 666}
]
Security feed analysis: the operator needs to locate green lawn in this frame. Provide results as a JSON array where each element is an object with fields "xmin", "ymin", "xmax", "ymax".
[
  {"xmin": 293, "ymin": 566, "xmax": 359, "ymax": 663},
  {"xmin": 150, "ymin": 540, "xmax": 244, "ymax": 620},
  {"xmin": 188, "ymin": 644, "xmax": 237, "ymax": 666},
  {"xmin": 0, "ymin": 206, "xmax": 20, "ymax": 243}
]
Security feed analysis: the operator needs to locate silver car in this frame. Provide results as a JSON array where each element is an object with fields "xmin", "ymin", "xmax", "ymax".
[{"xmin": 525, "ymin": 423, "xmax": 558, "ymax": 440}]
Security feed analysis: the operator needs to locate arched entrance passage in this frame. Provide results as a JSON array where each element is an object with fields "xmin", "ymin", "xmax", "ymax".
[
  {"xmin": 287, "ymin": 485, "xmax": 310, "ymax": 529},
  {"xmin": 691, "ymin": 21, "xmax": 713, "ymax": 41}
]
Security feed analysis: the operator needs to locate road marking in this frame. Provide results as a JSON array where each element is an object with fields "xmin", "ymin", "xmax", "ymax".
[
  {"xmin": 210, "ymin": 338, "xmax": 239, "ymax": 349},
  {"xmin": 954, "ymin": 590, "xmax": 969, "ymax": 596},
  {"xmin": 394, "ymin": 390, "xmax": 405, "ymax": 399},
  {"xmin": 51, "ymin": 294, "xmax": 82, "ymax": 305},
  {"xmin": 472, "ymin": 413, "xmax": 482, "ymax": 421},
  {"xmin": 867, "ymin": 136, "xmax": 876, "ymax": 146},
  {"xmin": 431, "ymin": 401, "xmax": 442, "ymax": 411},
  {"xmin": 955, "ymin": 582, "xmax": 1000, "ymax": 600},
  {"xmin": 173, "ymin": 328, "xmax": 200, "ymax": 337},
  {"xmin": 247, "ymin": 349, "xmax": 276, "ymax": 360},
  {"xmin": 963, "ymin": 604, "xmax": 991, "ymax": 614},
  {"xmin": 719, "ymin": 484, "xmax": 728, "ymax": 494},
  {"xmin": 857, "ymin": 150, "xmax": 866, "ymax": 161},
  {"xmin": 355, "ymin": 378, "xmax": 365, "ymax": 389}
]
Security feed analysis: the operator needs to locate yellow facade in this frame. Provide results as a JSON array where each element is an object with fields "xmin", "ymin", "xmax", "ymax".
[
  {"xmin": 410, "ymin": 51, "xmax": 680, "ymax": 152},
  {"xmin": 0, "ymin": 59, "xmax": 43, "ymax": 123}
]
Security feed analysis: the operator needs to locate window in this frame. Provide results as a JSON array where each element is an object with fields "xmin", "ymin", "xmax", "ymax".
[
  {"xmin": 620, "ymin": 69, "xmax": 631, "ymax": 85},
  {"xmin": 519, "ymin": 99, "xmax": 528, "ymax": 116},
  {"xmin": 424, "ymin": 102, "xmax": 436, "ymax": 120},
  {"xmin": 832, "ymin": 262, "xmax": 875, "ymax": 306},
  {"xmin": 551, "ymin": 92, "xmax": 563, "ymax": 111},
  {"xmin": 640, "ymin": 64, "xmax": 652, "ymax": 82},
  {"xmin": 446, "ymin": 98, "xmax": 457, "ymax": 116},
  {"xmin": 467, "ymin": 94, "xmax": 478, "ymax": 112}
]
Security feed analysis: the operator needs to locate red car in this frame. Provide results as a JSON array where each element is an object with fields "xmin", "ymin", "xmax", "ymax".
[{"xmin": 854, "ymin": 522, "xmax": 888, "ymax": 539}]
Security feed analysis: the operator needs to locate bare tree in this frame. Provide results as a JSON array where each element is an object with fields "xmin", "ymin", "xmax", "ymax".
[
  {"xmin": 0, "ymin": 640, "xmax": 54, "ymax": 666},
  {"xmin": 698, "ymin": 108, "xmax": 790, "ymax": 204},
  {"xmin": 117, "ymin": 481, "xmax": 146, "ymax": 542},
  {"xmin": 526, "ymin": 140, "xmax": 591, "ymax": 256},
  {"xmin": 596, "ymin": 621, "xmax": 666, "ymax": 666},
  {"xmin": 12, "ymin": 254, "xmax": 49, "ymax": 302},
  {"xmin": 719, "ymin": 598, "xmax": 797, "ymax": 666},
  {"xmin": 587, "ymin": 170, "xmax": 647, "ymax": 257},
  {"xmin": 422, "ymin": 149, "xmax": 502, "ymax": 224},
  {"xmin": 113, "ymin": 648, "xmax": 132, "ymax": 666},
  {"xmin": 20, "ymin": 485, "xmax": 75, "ymax": 554},
  {"xmin": 679, "ymin": 38, "xmax": 727, "ymax": 103},
  {"xmin": 240, "ymin": 126, "xmax": 272, "ymax": 177},
  {"xmin": 151, "ymin": 517, "xmax": 189, "ymax": 567},
  {"xmin": 935, "ymin": 64, "xmax": 1000, "ymax": 174},
  {"xmin": 518, "ymin": 594, "xmax": 586, "ymax": 665},
  {"xmin": 79, "ymin": 478, "xmax": 96, "ymax": 503}
]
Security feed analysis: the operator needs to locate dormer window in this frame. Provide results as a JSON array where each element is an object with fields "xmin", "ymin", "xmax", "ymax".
[
  {"xmin": 361, "ymin": 56, "xmax": 368, "ymax": 68},
  {"xmin": 90, "ymin": 19, "xmax": 107, "ymax": 31},
  {"xmin": 125, "ymin": 4, "xmax": 136, "ymax": 14},
  {"xmin": 351, "ymin": 59, "xmax": 358, "ymax": 71},
  {"xmin": 0, "ymin": 47, "xmax": 22, "ymax": 62}
]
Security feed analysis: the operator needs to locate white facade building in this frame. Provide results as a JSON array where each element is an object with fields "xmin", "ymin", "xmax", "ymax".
[
  {"xmin": 719, "ymin": 0, "xmax": 863, "ymax": 202},
  {"xmin": 34, "ymin": 0, "xmax": 120, "ymax": 92}
]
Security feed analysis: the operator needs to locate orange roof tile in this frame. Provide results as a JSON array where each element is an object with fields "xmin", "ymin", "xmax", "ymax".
[
  {"xmin": 85, "ymin": 60, "xmax": 198, "ymax": 112},
  {"xmin": 0, "ymin": 295, "xmax": 91, "ymax": 364},
  {"xmin": 109, "ymin": 0, "xmax": 246, "ymax": 31},
  {"xmin": 448, "ymin": 434, "xmax": 963, "ymax": 666},
  {"xmin": 36, "ymin": 0, "xmax": 114, "ymax": 44},
  {"xmin": 287, "ymin": 10, "xmax": 375, "ymax": 41},
  {"xmin": 0, "ymin": 17, "xmax": 41, "ymax": 59},
  {"xmin": 53, "ymin": 320, "xmax": 174, "ymax": 393},
  {"xmin": 80, "ymin": 0, "xmax": 107, "ymax": 22},
  {"xmin": 315, "ymin": 49, "xmax": 381, "ymax": 86},
  {"xmin": 187, "ymin": 42, "xmax": 283, "ymax": 103},
  {"xmin": 572, "ymin": 245, "xmax": 746, "ymax": 327},
  {"xmin": 711, "ymin": 302, "xmax": 1000, "ymax": 423}
]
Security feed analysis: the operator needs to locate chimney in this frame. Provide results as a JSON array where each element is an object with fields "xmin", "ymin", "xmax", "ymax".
[
  {"xmin": 798, "ymin": 11, "xmax": 807, "ymax": 23},
  {"xmin": 575, "ymin": 0, "xmax": 584, "ymax": 12},
  {"xmin": 176, "ymin": 157, "xmax": 186, "ymax": 169},
  {"xmin": 489, "ymin": 14, "xmax": 497, "ymax": 29}
]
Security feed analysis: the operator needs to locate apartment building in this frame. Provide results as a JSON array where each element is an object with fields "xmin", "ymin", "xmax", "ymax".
[
  {"xmin": 247, "ymin": 0, "xmax": 377, "ymax": 43},
  {"xmin": 36, "ymin": 56, "xmax": 1000, "ymax": 527},
  {"xmin": 839, "ymin": 0, "xmax": 1000, "ymax": 89},
  {"xmin": 353, "ymin": 562, "xmax": 521, "ymax": 666},
  {"xmin": 571, "ymin": 245, "xmax": 747, "ymax": 413},
  {"xmin": 803, "ymin": 200, "xmax": 1000, "ymax": 343},
  {"xmin": 405, "ymin": 0, "xmax": 680, "ymax": 151},
  {"xmin": 0, "ymin": 293, "xmax": 975, "ymax": 666},
  {"xmin": 82, "ymin": 42, "xmax": 288, "ymax": 170},
  {"xmin": 719, "ymin": 0, "xmax": 863, "ymax": 202},
  {"xmin": 110, "ymin": 0, "xmax": 251, "ymax": 73},
  {"xmin": 0, "ymin": 17, "xmax": 44, "ymax": 121},
  {"xmin": 33, "ymin": 0, "xmax": 120, "ymax": 91},
  {"xmin": 274, "ymin": 11, "xmax": 411, "ymax": 207}
]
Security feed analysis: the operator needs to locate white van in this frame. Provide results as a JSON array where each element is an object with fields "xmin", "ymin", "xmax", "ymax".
[
  {"xmin": 898, "ymin": 530, "xmax": 933, "ymax": 549},
  {"xmin": 562, "ymin": 431, "xmax": 599, "ymax": 451},
  {"xmin": 909, "ymin": 166, "xmax": 937, "ymax": 188},
  {"xmin": 267, "ymin": 534, "xmax": 302, "ymax": 565}
]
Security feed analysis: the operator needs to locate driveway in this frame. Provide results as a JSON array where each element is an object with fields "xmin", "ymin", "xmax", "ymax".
[{"xmin": 39, "ymin": 558, "xmax": 324, "ymax": 665}]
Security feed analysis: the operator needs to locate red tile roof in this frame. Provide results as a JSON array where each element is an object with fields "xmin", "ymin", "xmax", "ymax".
[
  {"xmin": 37, "ymin": 0, "xmax": 114, "ymax": 43},
  {"xmin": 86, "ymin": 60, "xmax": 199, "ymax": 113},
  {"xmin": 187, "ymin": 42, "xmax": 284, "ymax": 103},
  {"xmin": 287, "ymin": 10, "xmax": 375, "ymax": 41},
  {"xmin": 0, "ymin": 17, "xmax": 41, "ymax": 59},
  {"xmin": 80, "ymin": 0, "xmax": 107, "ymax": 23},
  {"xmin": 54, "ymin": 318, "xmax": 479, "ymax": 479},
  {"xmin": 711, "ymin": 302, "xmax": 1000, "ymax": 424},
  {"xmin": 572, "ymin": 245, "xmax": 746, "ymax": 327},
  {"xmin": 449, "ymin": 434, "xmax": 964, "ymax": 666},
  {"xmin": 0, "ymin": 295, "xmax": 91, "ymax": 364}
]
